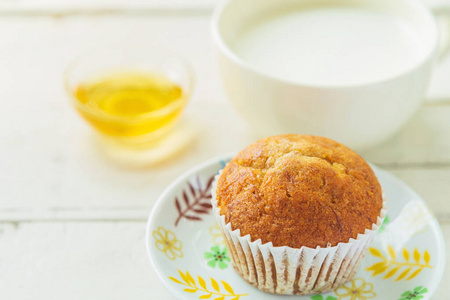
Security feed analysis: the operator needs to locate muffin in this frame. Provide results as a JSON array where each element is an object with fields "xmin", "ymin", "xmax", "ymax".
[{"xmin": 211, "ymin": 134, "xmax": 386, "ymax": 295}]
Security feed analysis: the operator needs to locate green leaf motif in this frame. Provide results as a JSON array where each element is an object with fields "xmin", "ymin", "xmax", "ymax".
[
  {"xmin": 401, "ymin": 291, "xmax": 411, "ymax": 297},
  {"xmin": 310, "ymin": 295, "xmax": 337, "ymax": 300},
  {"xmin": 379, "ymin": 215, "xmax": 390, "ymax": 233},
  {"xmin": 218, "ymin": 261, "xmax": 228, "ymax": 269},
  {"xmin": 398, "ymin": 285, "xmax": 428, "ymax": 300},
  {"xmin": 208, "ymin": 260, "xmax": 217, "ymax": 268}
]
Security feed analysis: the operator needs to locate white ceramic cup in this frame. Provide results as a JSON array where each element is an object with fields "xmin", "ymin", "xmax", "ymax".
[{"xmin": 212, "ymin": 0, "xmax": 450, "ymax": 150}]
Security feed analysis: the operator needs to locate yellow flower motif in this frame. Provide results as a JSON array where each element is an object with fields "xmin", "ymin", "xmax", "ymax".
[
  {"xmin": 335, "ymin": 278, "xmax": 376, "ymax": 300},
  {"xmin": 209, "ymin": 222, "xmax": 225, "ymax": 245},
  {"xmin": 153, "ymin": 226, "xmax": 183, "ymax": 260}
]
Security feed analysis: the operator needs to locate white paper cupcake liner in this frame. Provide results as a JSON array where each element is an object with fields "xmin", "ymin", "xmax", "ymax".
[{"xmin": 211, "ymin": 173, "xmax": 387, "ymax": 295}]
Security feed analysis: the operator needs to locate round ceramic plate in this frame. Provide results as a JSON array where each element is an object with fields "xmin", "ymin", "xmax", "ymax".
[{"xmin": 146, "ymin": 156, "xmax": 445, "ymax": 300}]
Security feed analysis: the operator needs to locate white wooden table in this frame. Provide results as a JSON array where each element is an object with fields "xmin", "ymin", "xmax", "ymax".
[{"xmin": 0, "ymin": 0, "xmax": 449, "ymax": 299}]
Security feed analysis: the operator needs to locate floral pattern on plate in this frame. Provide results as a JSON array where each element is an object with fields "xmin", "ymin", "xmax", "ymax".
[
  {"xmin": 152, "ymin": 226, "xmax": 183, "ymax": 261},
  {"xmin": 398, "ymin": 286, "xmax": 428, "ymax": 300},
  {"xmin": 204, "ymin": 245, "xmax": 230, "ymax": 269},
  {"xmin": 334, "ymin": 278, "xmax": 376, "ymax": 300}
]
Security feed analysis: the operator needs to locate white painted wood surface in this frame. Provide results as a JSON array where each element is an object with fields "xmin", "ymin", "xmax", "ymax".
[{"xmin": 0, "ymin": 1, "xmax": 449, "ymax": 299}]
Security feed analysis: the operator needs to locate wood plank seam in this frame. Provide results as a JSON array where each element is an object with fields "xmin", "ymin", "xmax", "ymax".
[{"xmin": 0, "ymin": 7, "xmax": 213, "ymax": 17}]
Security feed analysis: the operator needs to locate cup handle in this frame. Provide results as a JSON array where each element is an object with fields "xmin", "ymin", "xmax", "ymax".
[
  {"xmin": 432, "ymin": 7, "xmax": 450, "ymax": 62},
  {"xmin": 422, "ymin": 7, "xmax": 450, "ymax": 106}
]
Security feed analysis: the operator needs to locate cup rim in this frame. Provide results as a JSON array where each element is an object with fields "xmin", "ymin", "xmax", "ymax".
[
  {"xmin": 63, "ymin": 47, "xmax": 194, "ymax": 122},
  {"xmin": 211, "ymin": 0, "xmax": 439, "ymax": 89}
]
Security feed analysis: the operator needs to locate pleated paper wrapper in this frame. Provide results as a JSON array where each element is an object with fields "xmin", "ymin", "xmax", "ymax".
[{"xmin": 211, "ymin": 174, "xmax": 387, "ymax": 295}]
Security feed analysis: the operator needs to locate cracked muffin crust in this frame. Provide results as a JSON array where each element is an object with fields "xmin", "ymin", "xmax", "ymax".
[{"xmin": 216, "ymin": 134, "xmax": 383, "ymax": 249}]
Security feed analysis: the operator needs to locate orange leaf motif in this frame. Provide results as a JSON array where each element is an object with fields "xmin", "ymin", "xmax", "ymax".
[
  {"xmin": 169, "ymin": 270, "xmax": 248, "ymax": 299},
  {"xmin": 406, "ymin": 268, "xmax": 423, "ymax": 281},
  {"xmin": 169, "ymin": 277, "xmax": 183, "ymax": 284},
  {"xmin": 211, "ymin": 278, "xmax": 220, "ymax": 292},
  {"xmin": 369, "ymin": 248, "xmax": 384, "ymax": 258},
  {"xmin": 198, "ymin": 276, "xmax": 207, "ymax": 289},
  {"xmin": 424, "ymin": 250, "xmax": 430, "ymax": 265},
  {"xmin": 222, "ymin": 281, "xmax": 235, "ymax": 295},
  {"xmin": 186, "ymin": 271, "xmax": 196, "ymax": 285},
  {"xmin": 388, "ymin": 246, "xmax": 396, "ymax": 260},
  {"xmin": 372, "ymin": 265, "xmax": 389, "ymax": 277},
  {"xmin": 413, "ymin": 248, "xmax": 421, "ymax": 263},
  {"xmin": 367, "ymin": 246, "xmax": 432, "ymax": 282},
  {"xmin": 403, "ymin": 248, "xmax": 410, "ymax": 262},
  {"xmin": 383, "ymin": 266, "xmax": 400, "ymax": 279},
  {"xmin": 396, "ymin": 267, "xmax": 412, "ymax": 281},
  {"xmin": 366, "ymin": 262, "xmax": 386, "ymax": 272},
  {"xmin": 179, "ymin": 270, "xmax": 190, "ymax": 284}
]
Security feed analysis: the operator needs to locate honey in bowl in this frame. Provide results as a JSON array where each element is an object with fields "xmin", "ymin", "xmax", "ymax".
[{"xmin": 73, "ymin": 71, "xmax": 186, "ymax": 141}]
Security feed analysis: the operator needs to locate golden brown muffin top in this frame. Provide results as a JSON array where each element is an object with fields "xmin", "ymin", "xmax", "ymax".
[{"xmin": 216, "ymin": 134, "xmax": 383, "ymax": 248}]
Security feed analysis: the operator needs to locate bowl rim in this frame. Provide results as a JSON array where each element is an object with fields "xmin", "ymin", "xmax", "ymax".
[{"xmin": 210, "ymin": 0, "xmax": 439, "ymax": 89}]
